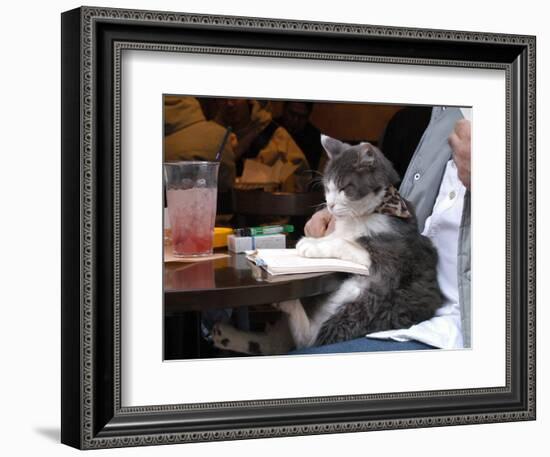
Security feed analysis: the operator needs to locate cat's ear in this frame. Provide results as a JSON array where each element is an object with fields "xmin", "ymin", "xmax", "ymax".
[
  {"xmin": 360, "ymin": 143, "xmax": 401, "ymax": 183},
  {"xmin": 356, "ymin": 143, "xmax": 377, "ymax": 170},
  {"xmin": 321, "ymin": 134, "xmax": 348, "ymax": 159}
]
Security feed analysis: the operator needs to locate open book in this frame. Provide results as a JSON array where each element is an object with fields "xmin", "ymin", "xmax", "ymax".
[{"xmin": 246, "ymin": 249, "xmax": 369, "ymax": 276}]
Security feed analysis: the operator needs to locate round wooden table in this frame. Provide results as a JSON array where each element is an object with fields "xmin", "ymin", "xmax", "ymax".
[
  {"xmin": 164, "ymin": 252, "xmax": 346, "ymax": 359},
  {"xmin": 164, "ymin": 252, "xmax": 345, "ymax": 314}
]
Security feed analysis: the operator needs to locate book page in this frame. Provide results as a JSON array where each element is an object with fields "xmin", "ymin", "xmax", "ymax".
[{"xmin": 246, "ymin": 249, "xmax": 369, "ymax": 275}]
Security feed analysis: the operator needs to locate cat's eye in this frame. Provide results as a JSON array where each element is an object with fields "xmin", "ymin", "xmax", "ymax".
[{"xmin": 342, "ymin": 183, "xmax": 354, "ymax": 192}]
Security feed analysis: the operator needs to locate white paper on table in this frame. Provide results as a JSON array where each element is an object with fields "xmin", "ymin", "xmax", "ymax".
[{"xmin": 245, "ymin": 248, "xmax": 369, "ymax": 276}]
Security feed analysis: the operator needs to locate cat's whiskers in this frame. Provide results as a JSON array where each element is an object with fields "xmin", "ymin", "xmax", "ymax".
[
  {"xmin": 308, "ymin": 176, "xmax": 325, "ymax": 191},
  {"xmin": 311, "ymin": 201, "xmax": 327, "ymax": 212},
  {"xmin": 305, "ymin": 169, "xmax": 324, "ymax": 178}
]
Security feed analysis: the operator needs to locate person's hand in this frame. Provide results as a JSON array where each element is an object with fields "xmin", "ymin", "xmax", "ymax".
[
  {"xmin": 304, "ymin": 208, "xmax": 335, "ymax": 238},
  {"xmin": 448, "ymin": 119, "xmax": 471, "ymax": 190}
]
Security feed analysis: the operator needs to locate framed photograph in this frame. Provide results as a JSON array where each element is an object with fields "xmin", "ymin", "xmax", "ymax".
[{"xmin": 61, "ymin": 6, "xmax": 536, "ymax": 449}]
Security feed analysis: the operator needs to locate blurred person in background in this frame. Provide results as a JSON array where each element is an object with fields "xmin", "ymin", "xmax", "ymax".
[
  {"xmin": 214, "ymin": 98, "xmax": 309, "ymax": 183},
  {"xmin": 164, "ymin": 96, "xmax": 237, "ymax": 192},
  {"xmin": 276, "ymin": 101, "xmax": 326, "ymax": 172}
]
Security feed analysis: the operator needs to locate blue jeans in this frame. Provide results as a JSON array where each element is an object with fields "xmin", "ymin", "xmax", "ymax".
[{"xmin": 289, "ymin": 337, "xmax": 436, "ymax": 355}]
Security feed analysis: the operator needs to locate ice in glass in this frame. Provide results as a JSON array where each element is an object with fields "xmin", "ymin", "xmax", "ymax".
[{"xmin": 164, "ymin": 161, "xmax": 219, "ymax": 257}]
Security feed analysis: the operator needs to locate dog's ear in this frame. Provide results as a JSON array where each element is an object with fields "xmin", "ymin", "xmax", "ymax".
[{"xmin": 321, "ymin": 134, "xmax": 349, "ymax": 160}]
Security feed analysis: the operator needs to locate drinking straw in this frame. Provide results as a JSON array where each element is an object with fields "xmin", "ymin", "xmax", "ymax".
[{"xmin": 215, "ymin": 126, "xmax": 233, "ymax": 162}]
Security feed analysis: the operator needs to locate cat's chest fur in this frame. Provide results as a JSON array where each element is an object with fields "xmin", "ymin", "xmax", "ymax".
[{"xmin": 332, "ymin": 213, "xmax": 392, "ymax": 242}]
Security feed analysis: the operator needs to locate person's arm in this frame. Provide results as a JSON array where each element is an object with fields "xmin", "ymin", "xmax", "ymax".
[
  {"xmin": 304, "ymin": 208, "xmax": 335, "ymax": 238},
  {"xmin": 448, "ymin": 119, "xmax": 471, "ymax": 190},
  {"xmin": 257, "ymin": 127, "xmax": 309, "ymax": 168}
]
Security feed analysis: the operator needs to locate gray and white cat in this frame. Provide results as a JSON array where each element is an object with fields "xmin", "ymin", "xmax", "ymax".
[{"xmin": 212, "ymin": 135, "xmax": 443, "ymax": 355}]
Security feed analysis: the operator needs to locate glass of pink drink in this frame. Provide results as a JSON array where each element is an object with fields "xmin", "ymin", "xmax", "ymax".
[{"xmin": 164, "ymin": 161, "xmax": 219, "ymax": 257}]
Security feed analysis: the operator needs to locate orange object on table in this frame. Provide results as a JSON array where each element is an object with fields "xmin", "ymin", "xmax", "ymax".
[{"xmin": 213, "ymin": 227, "xmax": 232, "ymax": 248}]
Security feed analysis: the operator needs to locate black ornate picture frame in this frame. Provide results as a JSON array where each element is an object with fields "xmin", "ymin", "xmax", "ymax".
[{"xmin": 61, "ymin": 6, "xmax": 536, "ymax": 449}]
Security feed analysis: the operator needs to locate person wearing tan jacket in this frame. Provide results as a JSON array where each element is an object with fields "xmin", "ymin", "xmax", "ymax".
[
  {"xmin": 214, "ymin": 99, "xmax": 310, "ymax": 190},
  {"xmin": 164, "ymin": 96, "xmax": 236, "ymax": 192}
]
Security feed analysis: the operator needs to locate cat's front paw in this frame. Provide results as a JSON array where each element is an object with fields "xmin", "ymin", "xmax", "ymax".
[{"xmin": 296, "ymin": 237, "xmax": 324, "ymax": 258}]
